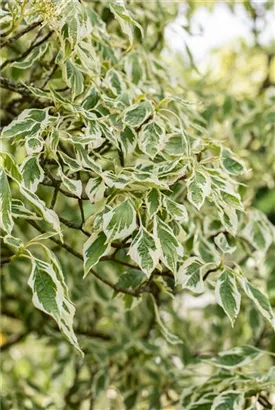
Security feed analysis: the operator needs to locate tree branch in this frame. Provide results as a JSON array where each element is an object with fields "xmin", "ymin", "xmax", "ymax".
[
  {"xmin": 1, "ymin": 30, "xmax": 53, "ymax": 70},
  {"xmin": 26, "ymin": 220, "xmax": 142, "ymax": 297},
  {"xmin": 1, "ymin": 21, "xmax": 42, "ymax": 48}
]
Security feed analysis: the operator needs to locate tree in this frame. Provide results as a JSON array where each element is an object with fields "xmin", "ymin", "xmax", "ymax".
[{"xmin": 1, "ymin": 1, "xmax": 274, "ymax": 409}]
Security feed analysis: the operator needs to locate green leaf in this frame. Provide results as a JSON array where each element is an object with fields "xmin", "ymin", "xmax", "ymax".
[
  {"xmin": 125, "ymin": 52, "xmax": 143, "ymax": 85},
  {"xmin": 164, "ymin": 132, "xmax": 188, "ymax": 157},
  {"xmin": 154, "ymin": 216, "xmax": 184, "ymax": 273},
  {"xmin": 0, "ymin": 166, "xmax": 13, "ymax": 234},
  {"xmin": 28, "ymin": 257, "xmax": 83, "ymax": 355},
  {"xmin": 20, "ymin": 186, "xmax": 61, "ymax": 235},
  {"xmin": 123, "ymin": 101, "xmax": 153, "ymax": 128},
  {"xmin": 177, "ymin": 257, "xmax": 204, "ymax": 293},
  {"xmin": 85, "ymin": 177, "xmax": 106, "ymax": 203},
  {"xmin": 204, "ymin": 345, "xmax": 262, "ymax": 369},
  {"xmin": 12, "ymin": 43, "xmax": 48, "ymax": 69},
  {"xmin": 152, "ymin": 296, "xmax": 183, "ymax": 345},
  {"xmin": 21, "ymin": 155, "xmax": 44, "ymax": 192},
  {"xmin": 214, "ymin": 233, "xmax": 236, "ymax": 254},
  {"xmin": 128, "ymin": 226, "xmax": 159, "ymax": 277},
  {"xmin": 119, "ymin": 126, "xmax": 137, "ymax": 155},
  {"xmin": 57, "ymin": 168, "xmax": 82, "ymax": 198},
  {"xmin": 83, "ymin": 232, "xmax": 110, "ymax": 277},
  {"xmin": 241, "ymin": 210, "xmax": 273, "ymax": 255},
  {"xmin": 217, "ymin": 205, "xmax": 238, "ymax": 236},
  {"xmin": 215, "ymin": 269, "xmax": 241, "ymax": 326},
  {"xmin": 1, "ymin": 108, "xmax": 48, "ymax": 140},
  {"xmin": 238, "ymin": 276, "xmax": 275, "ymax": 329},
  {"xmin": 187, "ymin": 169, "xmax": 211, "ymax": 210},
  {"xmin": 221, "ymin": 148, "xmax": 245, "ymax": 176},
  {"xmin": 103, "ymin": 200, "xmax": 137, "ymax": 241},
  {"xmin": 105, "ymin": 69, "xmax": 125, "ymax": 96},
  {"xmin": 11, "ymin": 199, "xmax": 41, "ymax": 220},
  {"xmin": 4, "ymin": 234, "xmax": 24, "ymax": 250},
  {"xmin": 163, "ymin": 197, "xmax": 188, "ymax": 222},
  {"xmin": 139, "ymin": 120, "xmax": 165, "ymax": 159},
  {"xmin": 187, "ymin": 399, "xmax": 213, "ymax": 410},
  {"xmin": 109, "ymin": 1, "xmax": 143, "ymax": 45},
  {"xmin": 145, "ymin": 189, "xmax": 161, "ymax": 217},
  {"xmin": 211, "ymin": 391, "xmax": 244, "ymax": 410},
  {"xmin": 115, "ymin": 269, "xmax": 146, "ymax": 292},
  {"xmin": 62, "ymin": 59, "xmax": 84, "ymax": 98}
]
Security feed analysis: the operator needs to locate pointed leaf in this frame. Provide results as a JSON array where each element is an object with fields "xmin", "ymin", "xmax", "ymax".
[
  {"xmin": 103, "ymin": 200, "xmax": 137, "ymax": 241},
  {"xmin": 215, "ymin": 269, "xmax": 241, "ymax": 326},
  {"xmin": 128, "ymin": 227, "xmax": 159, "ymax": 277}
]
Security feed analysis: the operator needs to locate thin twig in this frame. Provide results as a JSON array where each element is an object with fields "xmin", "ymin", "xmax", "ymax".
[
  {"xmin": 27, "ymin": 220, "xmax": 142, "ymax": 297},
  {"xmin": 1, "ymin": 30, "xmax": 53, "ymax": 70},
  {"xmin": 1, "ymin": 21, "xmax": 42, "ymax": 47}
]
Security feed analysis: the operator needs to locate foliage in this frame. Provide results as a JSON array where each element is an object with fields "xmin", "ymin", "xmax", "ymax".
[{"xmin": 0, "ymin": 0, "xmax": 274, "ymax": 409}]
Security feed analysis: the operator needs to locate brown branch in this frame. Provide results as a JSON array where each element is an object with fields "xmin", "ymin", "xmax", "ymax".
[
  {"xmin": 203, "ymin": 264, "xmax": 222, "ymax": 281},
  {"xmin": 0, "ymin": 75, "xmax": 34, "ymax": 97},
  {"xmin": 1, "ymin": 21, "xmax": 43, "ymax": 47},
  {"xmin": 0, "ymin": 257, "xmax": 12, "ymax": 267}
]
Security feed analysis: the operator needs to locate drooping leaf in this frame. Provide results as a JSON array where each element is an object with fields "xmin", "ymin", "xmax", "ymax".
[
  {"xmin": 0, "ymin": 166, "xmax": 13, "ymax": 234},
  {"xmin": 214, "ymin": 233, "xmax": 236, "ymax": 254},
  {"xmin": 187, "ymin": 169, "xmax": 211, "ymax": 210},
  {"xmin": 109, "ymin": 1, "xmax": 143, "ymax": 45},
  {"xmin": 21, "ymin": 155, "xmax": 44, "ymax": 192},
  {"xmin": 28, "ymin": 257, "xmax": 83, "ymax": 355},
  {"xmin": 238, "ymin": 276, "xmax": 275, "ymax": 328},
  {"xmin": 154, "ymin": 216, "xmax": 184, "ymax": 273},
  {"xmin": 123, "ymin": 101, "xmax": 153, "ymax": 128},
  {"xmin": 204, "ymin": 345, "xmax": 263, "ymax": 369},
  {"xmin": 12, "ymin": 43, "xmax": 48, "ymax": 70},
  {"xmin": 211, "ymin": 391, "xmax": 244, "ymax": 410},
  {"xmin": 83, "ymin": 232, "xmax": 110, "ymax": 277},
  {"xmin": 221, "ymin": 148, "xmax": 245, "ymax": 176},
  {"xmin": 139, "ymin": 120, "xmax": 165, "ymax": 159},
  {"xmin": 145, "ymin": 189, "xmax": 162, "ymax": 217},
  {"xmin": 164, "ymin": 197, "xmax": 188, "ymax": 222},
  {"xmin": 128, "ymin": 226, "xmax": 159, "ymax": 277},
  {"xmin": 215, "ymin": 269, "xmax": 241, "ymax": 326},
  {"xmin": 177, "ymin": 257, "xmax": 204, "ymax": 293}
]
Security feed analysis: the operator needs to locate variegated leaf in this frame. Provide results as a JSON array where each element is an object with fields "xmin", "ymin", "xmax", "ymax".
[
  {"xmin": 103, "ymin": 200, "xmax": 137, "ymax": 241},
  {"xmin": 128, "ymin": 226, "xmax": 159, "ymax": 277},
  {"xmin": 154, "ymin": 216, "xmax": 184, "ymax": 273},
  {"xmin": 215, "ymin": 269, "xmax": 241, "ymax": 326}
]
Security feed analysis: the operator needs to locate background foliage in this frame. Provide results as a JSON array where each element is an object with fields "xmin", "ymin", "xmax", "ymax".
[{"xmin": 1, "ymin": 1, "xmax": 275, "ymax": 409}]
